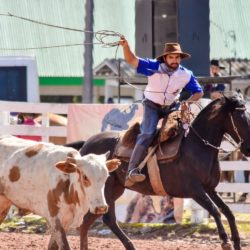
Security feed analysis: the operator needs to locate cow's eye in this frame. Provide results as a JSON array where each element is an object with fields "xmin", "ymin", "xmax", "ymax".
[{"xmin": 82, "ymin": 175, "xmax": 91, "ymax": 187}]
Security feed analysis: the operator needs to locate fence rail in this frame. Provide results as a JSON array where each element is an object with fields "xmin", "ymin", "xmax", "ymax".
[
  {"xmin": 219, "ymin": 161, "xmax": 249, "ymax": 171},
  {"xmin": 217, "ymin": 161, "xmax": 249, "ymax": 194}
]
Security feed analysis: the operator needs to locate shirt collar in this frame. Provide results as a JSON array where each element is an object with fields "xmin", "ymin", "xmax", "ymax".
[{"xmin": 159, "ymin": 63, "xmax": 179, "ymax": 76}]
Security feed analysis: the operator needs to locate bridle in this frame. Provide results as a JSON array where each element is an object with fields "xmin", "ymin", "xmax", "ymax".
[{"xmin": 190, "ymin": 107, "xmax": 246, "ymax": 152}]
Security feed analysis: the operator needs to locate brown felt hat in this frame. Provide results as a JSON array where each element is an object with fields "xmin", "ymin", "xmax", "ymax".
[{"xmin": 156, "ymin": 43, "xmax": 191, "ymax": 62}]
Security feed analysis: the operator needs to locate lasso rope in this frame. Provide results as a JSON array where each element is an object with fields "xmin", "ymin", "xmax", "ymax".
[
  {"xmin": 0, "ymin": 12, "xmax": 225, "ymax": 99},
  {"xmin": 0, "ymin": 13, "xmax": 123, "ymax": 49}
]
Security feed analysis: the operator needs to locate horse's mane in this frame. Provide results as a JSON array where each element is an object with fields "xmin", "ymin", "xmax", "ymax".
[{"xmin": 193, "ymin": 95, "xmax": 245, "ymax": 124}]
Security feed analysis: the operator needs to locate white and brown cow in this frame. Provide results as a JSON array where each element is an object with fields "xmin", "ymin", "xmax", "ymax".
[{"xmin": 0, "ymin": 135, "xmax": 120, "ymax": 250}]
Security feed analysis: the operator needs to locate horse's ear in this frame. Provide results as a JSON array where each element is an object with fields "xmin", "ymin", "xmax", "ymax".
[
  {"xmin": 235, "ymin": 89, "xmax": 245, "ymax": 101},
  {"xmin": 236, "ymin": 88, "xmax": 242, "ymax": 95},
  {"xmin": 223, "ymin": 94, "xmax": 230, "ymax": 104},
  {"xmin": 105, "ymin": 151, "xmax": 110, "ymax": 159}
]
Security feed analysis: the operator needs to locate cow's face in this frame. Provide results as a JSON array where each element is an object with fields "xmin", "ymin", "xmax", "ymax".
[
  {"xmin": 77, "ymin": 153, "xmax": 110, "ymax": 214},
  {"xmin": 55, "ymin": 152, "xmax": 120, "ymax": 214}
]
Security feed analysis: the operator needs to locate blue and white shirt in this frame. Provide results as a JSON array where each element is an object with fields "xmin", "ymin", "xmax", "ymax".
[{"xmin": 137, "ymin": 58, "xmax": 203, "ymax": 105}]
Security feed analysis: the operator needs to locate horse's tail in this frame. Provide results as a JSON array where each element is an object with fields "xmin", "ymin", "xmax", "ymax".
[{"xmin": 64, "ymin": 140, "xmax": 85, "ymax": 151}]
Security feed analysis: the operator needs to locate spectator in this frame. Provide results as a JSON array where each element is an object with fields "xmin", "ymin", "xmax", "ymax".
[
  {"xmin": 125, "ymin": 194, "xmax": 157, "ymax": 223},
  {"xmin": 158, "ymin": 196, "xmax": 175, "ymax": 224},
  {"xmin": 107, "ymin": 97, "xmax": 115, "ymax": 103},
  {"xmin": 16, "ymin": 113, "xmax": 42, "ymax": 142},
  {"xmin": 203, "ymin": 59, "xmax": 226, "ymax": 99},
  {"xmin": 125, "ymin": 194, "xmax": 178, "ymax": 224}
]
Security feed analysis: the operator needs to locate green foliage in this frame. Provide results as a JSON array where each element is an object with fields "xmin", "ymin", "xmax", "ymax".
[
  {"xmin": 0, "ymin": 215, "xmax": 47, "ymax": 234},
  {"xmin": 1, "ymin": 211, "xmax": 249, "ymax": 237}
]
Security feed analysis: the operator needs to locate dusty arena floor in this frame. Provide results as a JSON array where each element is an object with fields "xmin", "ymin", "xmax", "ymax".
[
  {"xmin": 0, "ymin": 233, "xmax": 227, "ymax": 250},
  {"xmin": 0, "ymin": 230, "xmax": 249, "ymax": 250},
  {"xmin": 1, "ymin": 211, "xmax": 250, "ymax": 250}
]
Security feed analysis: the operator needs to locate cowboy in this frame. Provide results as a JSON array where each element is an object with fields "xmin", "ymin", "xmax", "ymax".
[{"xmin": 119, "ymin": 38, "xmax": 203, "ymax": 185}]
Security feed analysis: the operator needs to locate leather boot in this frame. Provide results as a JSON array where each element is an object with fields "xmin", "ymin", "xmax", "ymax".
[{"xmin": 125, "ymin": 144, "xmax": 147, "ymax": 185}]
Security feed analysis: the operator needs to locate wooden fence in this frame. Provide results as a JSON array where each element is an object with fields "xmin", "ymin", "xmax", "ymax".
[
  {"xmin": 0, "ymin": 100, "xmax": 249, "ymax": 214},
  {"xmin": 216, "ymin": 161, "xmax": 250, "ymax": 213},
  {"xmin": 0, "ymin": 100, "xmax": 68, "ymax": 142}
]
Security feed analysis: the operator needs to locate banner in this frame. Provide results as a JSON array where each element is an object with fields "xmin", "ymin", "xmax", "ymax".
[{"xmin": 67, "ymin": 103, "xmax": 143, "ymax": 143}]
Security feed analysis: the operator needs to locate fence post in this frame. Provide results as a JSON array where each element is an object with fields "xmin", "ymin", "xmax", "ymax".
[
  {"xmin": 189, "ymin": 199, "xmax": 208, "ymax": 224},
  {"xmin": 41, "ymin": 113, "xmax": 50, "ymax": 142},
  {"xmin": 0, "ymin": 111, "xmax": 9, "ymax": 125}
]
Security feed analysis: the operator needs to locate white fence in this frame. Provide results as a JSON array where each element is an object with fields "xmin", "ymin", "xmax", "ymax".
[
  {"xmin": 216, "ymin": 161, "xmax": 250, "ymax": 213},
  {"xmin": 0, "ymin": 100, "xmax": 249, "ymax": 214},
  {"xmin": 0, "ymin": 100, "xmax": 68, "ymax": 142}
]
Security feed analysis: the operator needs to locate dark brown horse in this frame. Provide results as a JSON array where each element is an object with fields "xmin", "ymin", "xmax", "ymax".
[{"xmin": 71, "ymin": 95, "xmax": 250, "ymax": 250}]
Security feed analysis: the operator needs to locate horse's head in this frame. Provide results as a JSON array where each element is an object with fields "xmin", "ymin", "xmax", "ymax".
[{"xmin": 222, "ymin": 95, "xmax": 250, "ymax": 156}]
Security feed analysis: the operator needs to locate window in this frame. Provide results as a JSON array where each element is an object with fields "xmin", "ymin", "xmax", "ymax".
[{"xmin": 0, "ymin": 66, "xmax": 27, "ymax": 101}]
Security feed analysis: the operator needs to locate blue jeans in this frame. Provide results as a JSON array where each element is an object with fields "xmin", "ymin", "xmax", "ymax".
[{"xmin": 136, "ymin": 99, "xmax": 171, "ymax": 147}]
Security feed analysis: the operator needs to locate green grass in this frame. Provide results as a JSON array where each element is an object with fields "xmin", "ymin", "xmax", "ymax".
[
  {"xmin": 1, "ymin": 210, "xmax": 249, "ymax": 236},
  {"xmin": 0, "ymin": 215, "xmax": 47, "ymax": 233},
  {"xmin": 118, "ymin": 210, "xmax": 250, "ymax": 237}
]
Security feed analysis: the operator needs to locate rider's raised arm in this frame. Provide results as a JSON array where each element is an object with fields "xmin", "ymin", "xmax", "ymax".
[
  {"xmin": 119, "ymin": 37, "xmax": 161, "ymax": 76},
  {"xmin": 119, "ymin": 37, "xmax": 139, "ymax": 68}
]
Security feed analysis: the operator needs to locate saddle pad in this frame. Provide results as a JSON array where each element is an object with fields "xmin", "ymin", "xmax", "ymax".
[
  {"xmin": 155, "ymin": 129, "xmax": 184, "ymax": 162},
  {"xmin": 124, "ymin": 152, "xmax": 169, "ymax": 192},
  {"xmin": 147, "ymin": 154, "xmax": 167, "ymax": 196}
]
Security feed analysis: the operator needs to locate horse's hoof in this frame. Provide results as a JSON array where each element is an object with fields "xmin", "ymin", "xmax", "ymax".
[
  {"xmin": 233, "ymin": 244, "xmax": 242, "ymax": 250},
  {"xmin": 125, "ymin": 241, "xmax": 137, "ymax": 250},
  {"xmin": 221, "ymin": 242, "xmax": 233, "ymax": 250}
]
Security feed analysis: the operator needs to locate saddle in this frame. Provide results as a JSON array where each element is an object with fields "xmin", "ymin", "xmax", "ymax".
[
  {"xmin": 115, "ymin": 110, "xmax": 191, "ymax": 193},
  {"xmin": 114, "ymin": 111, "xmax": 184, "ymax": 163}
]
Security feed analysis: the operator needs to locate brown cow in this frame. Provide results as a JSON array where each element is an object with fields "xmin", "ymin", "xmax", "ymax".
[{"xmin": 0, "ymin": 135, "xmax": 120, "ymax": 250}]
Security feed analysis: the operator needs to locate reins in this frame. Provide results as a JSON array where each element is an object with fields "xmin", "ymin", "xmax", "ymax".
[{"xmin": 190, "ymin": 107, "xmax": 246, "ymax": 153}]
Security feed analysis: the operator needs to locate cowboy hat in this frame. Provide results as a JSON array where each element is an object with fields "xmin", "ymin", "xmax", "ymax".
[
  {"xmin": 210, "ymin": 59, "xmax": 225, "ymax": 69},
  {"xmin": 156, "ymin": 43, "xmax": 191, "ymax": 62}
]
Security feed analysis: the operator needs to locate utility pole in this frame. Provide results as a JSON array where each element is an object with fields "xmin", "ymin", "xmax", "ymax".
[
  {"xmin": 118, "ymin": 59, "xmax": 121, "ymax": 103},
  {"xmin": 83, "ymin": 0, "xmax": 94, "ymax": 103}
]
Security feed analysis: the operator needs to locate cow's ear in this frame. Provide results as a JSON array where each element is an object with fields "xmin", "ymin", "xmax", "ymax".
[
  {"xmin": 106, "ymin": 159, "xmax": 121, "ymax": 172},
  {"xmin": 66, "ymin": 156, "xmax": 77, "ymax": 164},
  {"xmin": 55, "ymin": 161, "xmax": 77, "ymax": 173}
]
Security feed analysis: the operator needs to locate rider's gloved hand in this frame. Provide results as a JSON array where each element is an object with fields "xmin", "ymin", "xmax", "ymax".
[{"xmin": 181, "ymin": 102, "xmax": 189, "ymax": 111}]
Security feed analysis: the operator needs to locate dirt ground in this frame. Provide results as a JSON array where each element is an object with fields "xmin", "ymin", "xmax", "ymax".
[
  {"xmin": 0, "ymin": 231, "xmax": 249, "ymax": 250},
  {"xmin": 1, "ymin": 212, "xmax": 250, "ymax": 250}
]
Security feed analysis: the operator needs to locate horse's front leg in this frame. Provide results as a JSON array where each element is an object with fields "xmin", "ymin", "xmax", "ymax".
[
  {"xmin": 193, "ymin": 191, "xmax": 233, "ymax": 250},
  {"xmin": 103, "ymin": 202, "xmax": 137, "ymax": 250},
  {"xmin": 80, "ymin": 211, "xmax": 101, "ymax": 250},
  {"xmin": 208, "ymin": 191, "xmax": 241, "ymax": 250}
]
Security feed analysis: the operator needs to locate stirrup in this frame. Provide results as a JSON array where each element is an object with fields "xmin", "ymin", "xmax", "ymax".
[
  {"xmin": 127, "ymin": 168, "xmax": 145, "ymax": 182},
  {"xmin": 124, "ymin": 168, "xmax": 146, "ymax": 187}
]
